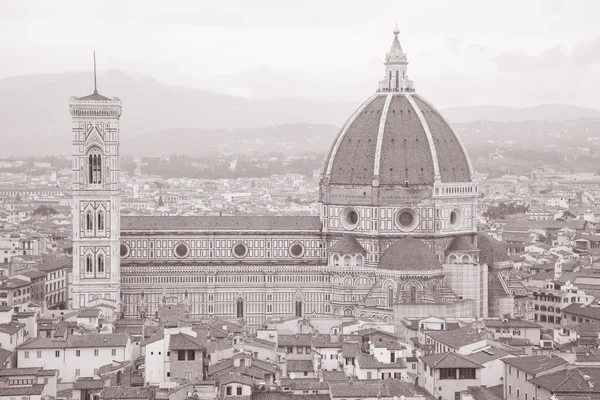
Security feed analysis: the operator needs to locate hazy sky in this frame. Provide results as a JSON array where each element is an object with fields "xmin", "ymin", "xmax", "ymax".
[{"xmin": 2, "ymin": 0, "xmax": 600, "ymax": 108}]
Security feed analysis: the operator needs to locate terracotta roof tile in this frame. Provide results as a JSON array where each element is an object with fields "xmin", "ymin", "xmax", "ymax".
[
  {"xmin": 168, "ymin": 333, "xmax": 206, "ymax": 350},
  {"xmin": 100, "ymin": 386, "xmax": 155, "ymax": 399},
  {"xmin": 421, "ymin": 352, "xmax": 483, "ymax": 369},
  {"xmin": 502, "ymin": 355, "xmax": 567, "ymax": 376}
]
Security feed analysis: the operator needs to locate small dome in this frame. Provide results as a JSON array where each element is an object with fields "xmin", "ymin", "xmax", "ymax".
[
  {"xmin": 329, "ymin": 235, "xmax": 366, "ymax": 254},
  {"xmin": 379, "ymin": 237, "xmax": 440, "ymax": 271},
  {"xmin": 476, "ymin": 233, "xmax": 509, "ymax": 265},
  {"xmin": 447, "ymin": 235, "xmax": 479, "ymax": 252},
  {"xmin": 10, "ymin": 232, "xmax": 20, "ymax": 239}
]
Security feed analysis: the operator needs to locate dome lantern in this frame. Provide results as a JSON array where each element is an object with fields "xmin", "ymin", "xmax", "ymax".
[{"xmin": 379, "ymin": 27, "xmax": 414, "ymax": 93}]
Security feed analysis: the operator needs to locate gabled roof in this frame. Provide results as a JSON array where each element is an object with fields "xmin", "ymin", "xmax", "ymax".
[
  {"xmin": 467, "ymin": 347, "xmax": 512, "ymax": 364},
  {"xmin": 18, "ymin": 333, "xmax": 129, "ymax": 349},
  {"xmin": 0, "ymin": 367, "xmax": 57, "ymax": 377},
  {"xmin": 279, "ymin": 378, "xmax": 328, "ymax": 391},
  {"xmin": 502, "ymin": 355, "xmax": 567, "ymax": 376},
  {"xmin": 357, "ymin": 353, "xmax": 407, "ymax": 369},
  {"xmin": 563, "ymin": 303, "xmax": 600, "ymax": 320},
  {"xmin": 340, "ymin": 342, "xmax": 361, "ymax": 358},
  {"xmin": 421, "ymin": 352, "xmax": 483, "ymax": 369},
  {"xmin": 468, "ymin": 385, "xmax": 505, "ymax": 400},
  {"xmin": 425, "ymin": 325, "xmax": 486, "ymax": 349},
  {"xmin": 287, "ymin": 360, "xmax": 314, "ymax": 373},
  {"xmin": 483, "ymin": 318, "xmax": 542, "ymax": 329},
  {"xmin": 0, "ymin": 384, "xmax": 44, "ymax": 396},
  {"xmin": 100, "ymin": 386, "xmax": 155, "ymax": 399},
  {"xmin": 73, "ymin": 377, "xmax": 105, "ymax": 390},
  {"xmin": 219, "ymin": 372, "xmax": 254, "ymax": 386},
  {"xmin": 78, "ymin": 309, "xmax": 101, "ymax": 318},
  {"xmin": 278, "ymin": 334, "xmax": 312, "ymax": 347},
  {"xmin": 0, "ymin": 321, "xmax": 25, "ymax": 335},
  {"xmin": 529, "ymin": 367, "xmax": 600, "ymax": 394},
  {"xmin": 169, "ymin": 333, "xmax": 206, "ymax": 350}
]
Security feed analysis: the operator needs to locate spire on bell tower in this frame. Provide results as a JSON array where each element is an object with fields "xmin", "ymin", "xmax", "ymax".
[
  {"xmin": 93, "ymin": 50, "xmax": 98, "ymax": 95},
  {"xmin": 378, "ymin": 26, "xmax": 414, "ymax": 93}
]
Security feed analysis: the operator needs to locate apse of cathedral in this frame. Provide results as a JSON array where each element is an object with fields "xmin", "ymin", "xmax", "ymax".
[{"xmin": 69, "ymin": 29, "xmax": 531, "ymax": 333}]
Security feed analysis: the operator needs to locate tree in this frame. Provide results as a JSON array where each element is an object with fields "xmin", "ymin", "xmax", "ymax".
[
  {"xmin": 33, "ymin": 205, "xmax": 57, "ymax": 216},
  {"xmin": 563, "ymin": 210, "xmax": 577, "ymax": 220}
]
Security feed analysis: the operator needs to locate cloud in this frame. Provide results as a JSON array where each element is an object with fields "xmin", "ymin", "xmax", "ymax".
[
  {"xmin": 494, "ymin": 37, "xmax": 600, "ymax": 73},
  {"xmin": 570, "ymin": 36, "xmax": 600, "ymax": 65},
  {"xmin": 494, "ymin": 45, "xmax": 566, "ymax": 72},
  {"xmin": 448, "ymin": 37, "xmax": 487, "ymax": 54}
]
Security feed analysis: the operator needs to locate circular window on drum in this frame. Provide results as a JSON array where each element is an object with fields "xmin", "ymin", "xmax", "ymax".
[
  {"xmin": 289, "ymin": 242, "xmax": 305, "ymax": 258},
  {"xmin": 340, "ymin": 207, "xmax": 360, "ymax": 230},
  {"xmin": 395, "ymin": 208, "xmax": 419, "ymax": 232},
  {"xmin": 173, "ymin": 242, "xmax": 190, "ymax": 258},
  {"xmin": 232, "ymin": 242, "xmax": 249, "ymax": 258},
  {"xmin": 120, "ymin": 243, "xmax": 130, "ymax": 258},
  {"xmin": 450, "ymin": 207, "xmax": 463, "ymax": 230}
]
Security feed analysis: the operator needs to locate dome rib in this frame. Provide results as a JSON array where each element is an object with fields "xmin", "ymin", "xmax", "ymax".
[
  {"xmin": 324, "ymin": 93, "xmax": 378, "ymax": 178},
  {"xmin": 413, "ymin": 94, "xmax": 474, "ymax": 177},
  {"xmin": 373, "ymin": 93, "xmax": 394, "ymax": 179},
  {"xmin": 406, "ymin": 94, "xmax": 440, "ymax": 181}
]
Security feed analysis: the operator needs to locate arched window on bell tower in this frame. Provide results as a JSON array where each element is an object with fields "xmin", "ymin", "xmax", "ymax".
[
  {"xmin": 97, "ymin": 255, "xmax": 105, "ymax": 274},
  {"xmin": 295, "ymin": 301, "xmax": 302, "ymax": 317},
  {"xmin": 97, "ymin": 210, "xmax": 105, "ymax": 232},
  {"xmin": 86, "ymin": 255, "xmax": 93, "ymax": 274},
  {"xmin": 88, "ymin": 147, "xmax": 103, "ymax": 184},
  {"xmin": 85, "ymin": 211, "xmax": 93, "ymax": 232},
  {"xmin": 236, "ymin": 299, "xmax": 244, "ymax": 318}
]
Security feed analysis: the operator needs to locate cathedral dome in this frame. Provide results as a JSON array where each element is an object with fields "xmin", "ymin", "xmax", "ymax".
[
  {"xmin": 379, "ymin": 237, "xmax": 440, "ymax": 271},
  {"xmin": 321, "ymin": 30, "xmax": 472, "ymax": 188},
  {"xmin": 322, "ymin": 93, "xmax": 471, "ymax": 186}
]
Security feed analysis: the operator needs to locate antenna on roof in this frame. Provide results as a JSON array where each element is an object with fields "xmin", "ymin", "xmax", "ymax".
[{"xmin": 93, "ymin": 50, "xmax": 98, "ymax": 94}]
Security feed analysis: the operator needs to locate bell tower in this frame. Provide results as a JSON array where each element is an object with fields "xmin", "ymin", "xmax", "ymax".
[{"xmin": 69, "ymin": 54, "xmax": 122, "ymax": 309}]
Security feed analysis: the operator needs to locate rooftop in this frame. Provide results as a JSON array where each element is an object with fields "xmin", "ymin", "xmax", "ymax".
[
  {"xmin": 421, "ymin": 352, "xmax": 483, "ymax": 369},
  {"xmin": 502, "ymin": 355, "xmax": 568, "ymax": 376},
  {"xmin": 425, "ymin": 325, "xmax": 486, "ymax": 349},
  {"xmin": 18, "ymin": 333, "xmax": 129, "ymax": 350}
]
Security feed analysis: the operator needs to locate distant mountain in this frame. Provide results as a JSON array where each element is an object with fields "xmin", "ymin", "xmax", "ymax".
[
  {"xmin": 1, "ymin": 70, "xmax": 600, "ymax": 157},
  {"xmin": 0, "ymin": 70, "xmax": 356, "ymax": 156},
  {"xmin": 440, "ymin": 104, "xmax": 600, "ymax": 123}
]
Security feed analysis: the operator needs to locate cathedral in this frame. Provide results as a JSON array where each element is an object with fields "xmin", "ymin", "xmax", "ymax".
[{"xmin": 69, "ymin": 29, "xmax": 531, "ymax": 333}]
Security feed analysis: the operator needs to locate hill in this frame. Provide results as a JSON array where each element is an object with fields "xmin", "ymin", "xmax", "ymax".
[{"xmin": 0, "ymin": 70, "xmax": 356, "ymax": 156}]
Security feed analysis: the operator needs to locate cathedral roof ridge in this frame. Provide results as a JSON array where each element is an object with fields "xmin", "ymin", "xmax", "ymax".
[{"xmin": 121, "ymin": 215, "xmax": 322, "ymax": 231}]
